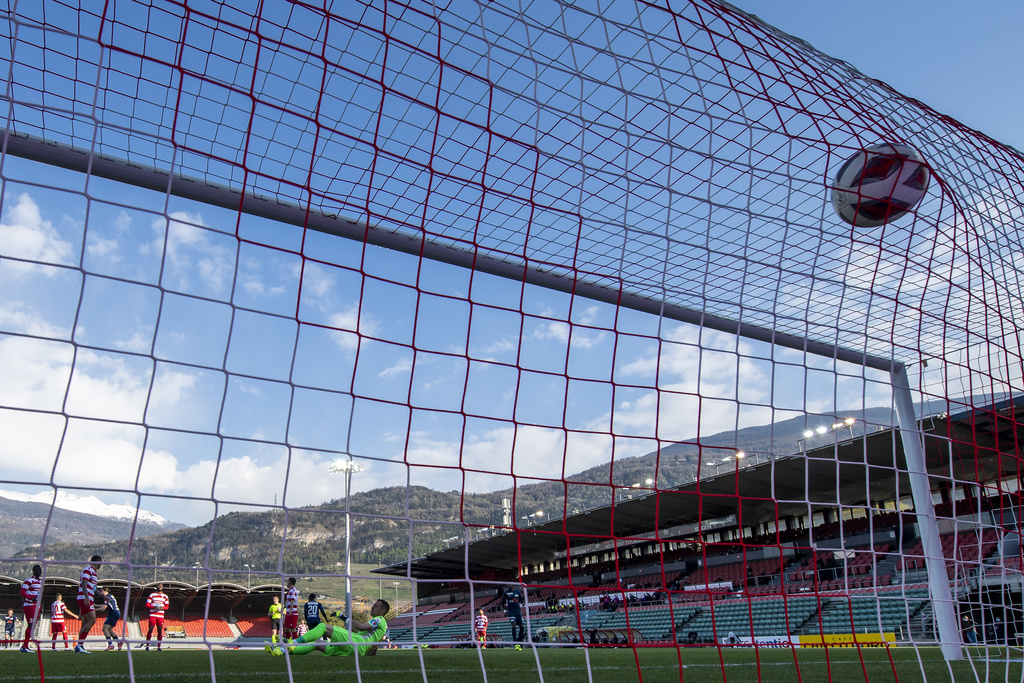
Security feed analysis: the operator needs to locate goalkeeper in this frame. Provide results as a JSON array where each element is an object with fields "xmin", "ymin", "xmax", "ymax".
[{"xmin": 268, "ymin": 599, "xmax": 389, "ymax": 657}]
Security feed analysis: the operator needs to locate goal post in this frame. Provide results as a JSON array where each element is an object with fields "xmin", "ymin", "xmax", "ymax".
[{"xmin": 892, "ymin": 363, "xmax": 960, "ymax": 660}]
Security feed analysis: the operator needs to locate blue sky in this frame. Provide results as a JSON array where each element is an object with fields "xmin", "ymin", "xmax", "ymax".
[
  {"xmin": 730, "ymin": 0, "xmax": 1024, "ymax": 153},
  {"xmin": 0, "ymin": 1, "xmax": 1020, "ymax": 529}
]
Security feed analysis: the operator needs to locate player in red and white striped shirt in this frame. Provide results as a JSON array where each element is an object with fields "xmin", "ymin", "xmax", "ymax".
[
  {"xmin": 283, "ymin": 577, "xmax": 300, "ymax": 640},
  {"xmin": 145, "ymin": 584, "xmax": 170, "ymax": 651},
  {"xmin": 50, "ymin": 594, "xmax": 78, "ymax": 650},
  {"xmin": 474, "ymin": 609, "xmax": 489, "ymax": 648},
  {"xmin": 75, "ymin": 555, "xmax": 103, "ymax": 653},
  {"xmin": 19, "ymin": 565, "xmax": 42, "ymax": 652}
]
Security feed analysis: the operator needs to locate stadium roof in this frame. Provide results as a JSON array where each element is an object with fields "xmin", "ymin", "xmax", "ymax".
[{"xmin": 374, "ymin": 395, "xmax": 1024, "ymax": 581}]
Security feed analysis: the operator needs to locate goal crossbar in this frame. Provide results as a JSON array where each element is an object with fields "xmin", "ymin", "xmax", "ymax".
[{"xmin": 3, "ymin": 130, "xmax": 895, "ymax": 374}]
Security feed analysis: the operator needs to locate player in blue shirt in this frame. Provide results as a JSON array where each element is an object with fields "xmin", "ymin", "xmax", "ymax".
[
  {"xmin": 100, "ymin": 588, "xmax": 122, "ymax": 651},
  {"xmin": 304, "ymin": 594, "xmax": 328, "ymax": 633},
  {"xmin": 502, "ymin": 586, "xmax": 526, "ymax": 649},
  {"xmin": 3, "ymin": 608, "xmax": 17, "ymax": 648}
]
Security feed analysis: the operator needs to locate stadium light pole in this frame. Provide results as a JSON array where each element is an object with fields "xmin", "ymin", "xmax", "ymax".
[
  {"xmin": 330, "ymin": 458, "xmax": 364, "ymax": 626},
  {"xmin": 392, "ymin": 581, "xmax": 400, "ymax": 607},
  {"xmin": 243, "ymin": 564, "xmax": 251, "ymax": 590},
  {"xmin": 799, "ymin": 430, "xmax": 814, "ymax": 455},
  {"xmin": 194, "ymin": 562, "xmax": 201, "ymax": 587}
]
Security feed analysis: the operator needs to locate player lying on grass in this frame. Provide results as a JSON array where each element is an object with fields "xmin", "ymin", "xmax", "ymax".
[{"xmin": 267, "ymin": 599, "xmax": 389, "ymax": 657}]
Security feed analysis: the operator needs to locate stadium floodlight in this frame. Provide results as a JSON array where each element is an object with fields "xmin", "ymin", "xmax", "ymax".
[
  {"xmin": 523, "ymin": 511, "xmax": 545, "ymax": 526},
  {"xmin": 329, "ymin": 459, "xmax": 364, "ymax": 626},
  {"xmin": 193, "ymin": 562, "xmax": 201, "ymax": 587},
  {"xmin": 328, "ymin": 460, "xmax": 365, "ymax": 476},
  {"xmin": 243, "ymin": 564, "xmax": 251, "ymax": 591}
]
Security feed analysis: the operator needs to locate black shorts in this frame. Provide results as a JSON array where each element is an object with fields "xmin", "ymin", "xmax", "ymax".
[
  {"xmin": 105, "ymin": 615, "xmax": 120, "ymax": 627},
  {"xmin": 306, "ymin": 619, "xmax": 321, "ymax": 630}
]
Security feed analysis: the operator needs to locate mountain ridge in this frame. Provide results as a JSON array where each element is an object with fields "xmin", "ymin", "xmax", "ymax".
[
  {"xmin": 3, "ymin": 398, "xmax": 968, "ymax": 577},
  {"xmin": 0, "ymin": 495, "xmax": 185, "ymax": 558}
]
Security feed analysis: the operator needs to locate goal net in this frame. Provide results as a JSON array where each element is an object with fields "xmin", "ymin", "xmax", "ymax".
[{"xmin": 1, "ymin": 0, "xmax": 1022, "ymax": 680}]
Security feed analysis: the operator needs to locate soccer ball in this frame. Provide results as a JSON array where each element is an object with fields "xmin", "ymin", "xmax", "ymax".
[{"xmin": 831, "ymin": 143, "xmax": 930, "ymax": 227}]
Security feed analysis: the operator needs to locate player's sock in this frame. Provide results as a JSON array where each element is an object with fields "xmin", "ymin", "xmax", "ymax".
[
  {"xmin": 297, "ymin": 623, "xmax": 326, "ymax": 643},
  {"xmin": 288, "ymin": 642, "xmax": 316, "ymax": 655}
]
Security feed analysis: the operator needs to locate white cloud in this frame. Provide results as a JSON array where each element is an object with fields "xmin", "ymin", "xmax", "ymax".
[
  {"xmin": 608, "ymin": 326, "xmax": 773, "ymax": 439},
  {"xmin": 54, "ymin": 422, "xmax": 178, "ymax": 493},
  {"xmin": 64, "ymin": 350, "xmax": 154, "ymax": 422},
  {"xmin": 570, "ymin": 329, "xmax": 607, "ymax": 350},
  {"xmin": 397, "ymin": 423, "xmax": 626, "ymax": 490},
  {"xmin": 0, "ymin": 302, "xmax": 70, "ymax": 338},
  {"xmin": 528, "ymin": 319, "xmax": 606, "ymax": 350},
  {"xmin": 0, "ymin": 409, "xmax": 65, "ymax": 478},
  {"xmin": 0, "ymin": 335, "xmax": 75, "ymax": 410},
  {"xmin": 0, "ymin": 377, "xmax": 355, "ymax": 524},
  {"xmin": 175, "ymin": 449, "xmax": 366, "ymax": 521},
  {"xmin": 239, "ymin": 253, "xmax": 291, "ymax": 297},
  {"xmin": 149, "ymin": 368, "xmax": 198, "ymax": 409},
  {"xmin": 0, "ymin": 312, "xmax": 204, "ymax": 514},
  {"xmin": 577, "ymin": 305, "xmax": 600, "ymax": 325},
  {"xmin": 329, "ymin": 307, "xmax": 376, "ymax": 352},
  {"xmin": 237, "ymin": 381, "xmax": 262, "ymax": 396},
  {"xmin": 302, "ymin": 263, "xmax": 334, "ymax": 300},
  {"xmin": 86, "ymin": 235, "xmax": 120, "ymax": 260},
  {"xmin": 533, "ymin": 320, "xmax": 569, "ymax": 343},
  {"xmin": 148, "ymin": 211, "xmax": 234, "ymax": 294},
  {"xmin": 478, "ymin": 337, "xmax": 516, "ymax": 358},
  {"xmin": 114, "ymin": 330, "xmax": 153, "ymax": 353},
  {"xmin": 379, "ymin": 357, "xmax": 412, "ymax": 379},
  {"xmin": 0, "ymin": 193, "xmax": 75, "ymax": 272}
]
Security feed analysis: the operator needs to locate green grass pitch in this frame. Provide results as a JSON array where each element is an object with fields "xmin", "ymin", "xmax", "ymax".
[{"xmin": 2, "ymin": 645, "xmax": 1019, "ymax": 682}]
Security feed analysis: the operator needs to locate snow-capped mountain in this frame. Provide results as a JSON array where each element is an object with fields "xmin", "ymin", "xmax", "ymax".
[{"xmin": 0, "ymin": 489, "xmax": 175, "ymax": 527}]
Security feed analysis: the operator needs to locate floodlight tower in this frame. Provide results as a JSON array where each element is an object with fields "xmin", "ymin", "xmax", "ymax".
[{"xmin": 330, "ymin": 458, "xmax": 364, "ymax": 626}]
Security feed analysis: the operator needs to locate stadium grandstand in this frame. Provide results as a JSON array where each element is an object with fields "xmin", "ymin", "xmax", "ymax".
[
  {"xmin": 370, "ymin": 394, "xmax": 1024, "ymax": 648},
  {"xmin": 2, "ymin": 395, "xmax": 1021, "ymax": 650}
]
